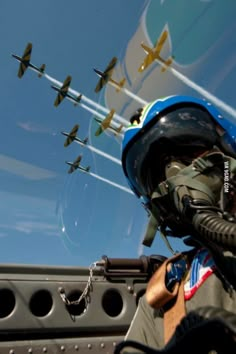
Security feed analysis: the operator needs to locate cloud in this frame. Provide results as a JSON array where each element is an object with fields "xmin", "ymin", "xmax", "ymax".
[
  {"xmin": 17, "ymin": 121, "xmax": 53, "ymax": 134},
  {"xmin": 0, "ymin": 154, "xmax": 57, "ymax": 180},
  {"xmin": 0, "ymin": 220, "xmax": 60, "ymax": 237}
]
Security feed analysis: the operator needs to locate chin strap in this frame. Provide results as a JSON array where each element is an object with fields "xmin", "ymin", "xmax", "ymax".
[
  {"xmin": 142, "ymin": 213, "xmax": 177, "ymax": 254},
  {"xmin": 142, "ymin": 213, "xmax": 159, "ymax": 247}
]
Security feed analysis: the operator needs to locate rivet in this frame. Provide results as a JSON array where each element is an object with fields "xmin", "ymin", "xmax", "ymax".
[
  {"xmin": 74, "ymin": 345, "xmax": 79, "ymax": 351},
  {"xmin": 9, "ymin": 350, "xmax": 14, "ymax": 354},
  {"xmin": 88, "ymin": 344, "xmax": 92, "ymax": 349},
  {"xmin": 113, "ymin": 342, "xmax": 117, "ymax": 347},
  {"xmin": 100, "ymin": 343, "xmax": 105, "ymax": 348},
  {"xmin": 43, "ymin": 347, "xmax": 47, "ymax": 353},
  {"xmin": 28, "ymin": 349, "xmax": 33, "ymax": 353},
  {"xmin": 61, "ymin": 346, "xmax": 65, "ymax": 351},
  {"xmin": 127, "ymin": 285, "xmax": 133, "ymax": 293}
]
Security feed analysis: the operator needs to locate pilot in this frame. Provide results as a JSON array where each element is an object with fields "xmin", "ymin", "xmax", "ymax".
[
  {"xmin": 129, "ymin": 107, "xmax": 144, "ymax": 126},
  {"xmin": 117, "ymin": 95, "xmax": 236, "ymax": 353}
]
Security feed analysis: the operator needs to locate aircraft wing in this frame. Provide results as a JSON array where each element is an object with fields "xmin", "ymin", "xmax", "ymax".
[
  {"xmin": 68, "ymin": 165, "xmax": 75, "ymax": 174},
  {"xmin": 67, "ymin": 154, "xmax": 82, "ymax": 174},
  {"xmin": 18, "ymin": 43, "xmax": 32, "ymax": 78},
  {"xmin": 138, "ymin": 50, "xmax": 153, "ymax": 73},
  {"xmin": 95, "ymin": 125, "xmax": 104, "ymax": 137},
  {"xmin": 54, "ymin": 94, "xmax": 63, "ymax": 107},
  {"xmin": 103, "ymin": 56, "xmax": 117, "ymax": 75},
  {"xmin": 95, "ymin": 77, "xmax": 105, "ymax": 93},
  {"xmin": 64, "ymin": 124, "xmax": 79, "ymax": 147},
  {"xmin": 94, "ymin": 57, "xmax": 117, "ymax": 93},
  {"xmin": 73, "ymin": 154, "xmax": 82, "ymax": 167},
  {"xmin": 154, "ymin": 30, "xmax": 168, "ymax": 52},
  {"xmin": 54, "ymin": 75, "xmax": 72, "ymax": 107}
]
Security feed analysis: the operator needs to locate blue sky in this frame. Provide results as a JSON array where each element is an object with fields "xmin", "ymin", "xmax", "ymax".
[
  {"xmin": 1, "ymin": 0, "xmax": 236, "ymax": 266},
  {"xmin": 1, "ymin": 0, "xmax": 149, "ymax": 265}
]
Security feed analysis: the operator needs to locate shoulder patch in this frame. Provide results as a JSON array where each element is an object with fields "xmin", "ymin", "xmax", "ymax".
[{"xmin": 184, "ymin": 248, "xmax": 216, "ymax": 300}]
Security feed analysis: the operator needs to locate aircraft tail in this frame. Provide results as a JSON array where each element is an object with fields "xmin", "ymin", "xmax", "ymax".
[
  {"xmin": 38, "ymin": 64, "xmax": 46, "ymax": 78},
  {"xmin": 115, "ymin": 77, "xmax": 126, "ymax": 92},
  {"xmin": 83, "ymin": 137, "xmax": 89, "ymax": 145},
  {"xmin": 73, "ymin": 94, "xmax": 82, "ymax": 106},
  {"xmin": 114, "ymin": 124, "xmax": 123, "ymax": 136},
  {"xmin": 160, "ymin": 56, "xmax": 174, "ymax": 72}
]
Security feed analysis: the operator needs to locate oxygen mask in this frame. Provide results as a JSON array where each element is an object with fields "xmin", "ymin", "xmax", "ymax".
[{"xmin": 148, "ymin": 147, "xmax": 236, "ymax": 253}]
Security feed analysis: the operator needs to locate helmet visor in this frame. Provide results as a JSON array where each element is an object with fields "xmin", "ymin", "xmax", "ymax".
[{"xmin": 122, "ymin": 104, "xmax": 219, "ymax": 198}]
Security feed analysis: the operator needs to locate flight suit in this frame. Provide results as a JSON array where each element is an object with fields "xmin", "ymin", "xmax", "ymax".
[{"xmin": 123, "ymin": 248, "xmax": 236, "ymax": 352}]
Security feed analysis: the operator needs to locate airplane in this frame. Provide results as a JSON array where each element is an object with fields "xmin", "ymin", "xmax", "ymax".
[
  {"xmin": 0, "ymin": 254, "xmax": 158, "ymax": 353},
  {"xmin": 94, "ymin": 57, "xmax": 126, "ymax": 93},
  {"xmin": 94, "ymin": 109, "xmax": 123, "ymax": 136},
  {"xmin": 138, "ymin": 30, "xmax": 174, "ymax": 73},
  {"xmin": 61, "ymin": 124, "xmax": 88, "ymax": 147},
  {"xmin": 66, "ymin": 154, "xmax": 90, "ymax": 174},
  {"xmin": 51, "ymin": 76, "xmax": 82, "ymax": 107},
  {"xmin": 12, "ymin": 42, "xmax": 46, "ymax": 78}
]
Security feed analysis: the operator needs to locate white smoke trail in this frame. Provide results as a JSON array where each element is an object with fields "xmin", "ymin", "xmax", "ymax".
[
  {"xmin": 108, "ymin": 81, "xmax": 148, "ymax": 105},
  {"xmin": 156, "ymin": 60, "xmax": 236, "ymax": 119},
  {"xmin": 89, "ymin": 171, "xmax": 133, "ymax": 195},
  {"xmin": 75, "ymin": 141, "xmax": 122, "ymax": 165},
  {"xmin": 123, "ymin": 87, "xmax": 148, "ymax": 105}
]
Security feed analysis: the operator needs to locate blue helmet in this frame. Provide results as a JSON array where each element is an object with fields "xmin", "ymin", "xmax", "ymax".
[{"xmin": 121, "ymin": 95, "xmax": 236, "ymax": 201}]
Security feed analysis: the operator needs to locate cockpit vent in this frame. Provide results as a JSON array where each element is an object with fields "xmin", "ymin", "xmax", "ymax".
[
  {"xmin": 0, "ymin": 288, "xmax": 15, "ymax": 318},
  {"xmin": 102, "ymin": 289, "xmax": 123, "ymax": 317},
  {"xmin": 29, "ymin": 289, "xmax": 53, "ymax": 317}
]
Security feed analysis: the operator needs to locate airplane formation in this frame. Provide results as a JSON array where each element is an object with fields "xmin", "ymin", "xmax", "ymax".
[
  {"xmin": 11, "ymin": 31, "xmax": 174, "ymax": 180},
  {"xmin": 11, "ymin": 32, "xmax": 236, "ymax": 194}
]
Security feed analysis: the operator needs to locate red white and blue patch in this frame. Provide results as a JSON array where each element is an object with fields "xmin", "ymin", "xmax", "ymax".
[{"xmin": 184, "ymin": 248, "xmax": 216, "ymax": 300}]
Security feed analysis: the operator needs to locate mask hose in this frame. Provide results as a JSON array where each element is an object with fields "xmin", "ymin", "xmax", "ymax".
[{"xmin": 192, "ymin": 210, "xmax": 236, "ymax": 253}]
